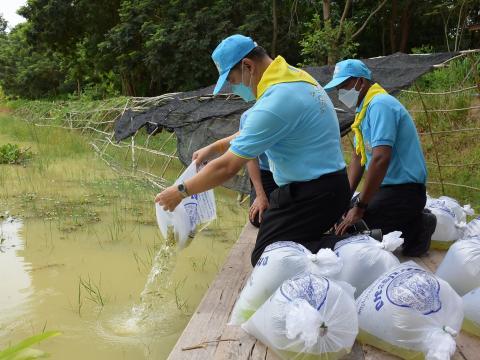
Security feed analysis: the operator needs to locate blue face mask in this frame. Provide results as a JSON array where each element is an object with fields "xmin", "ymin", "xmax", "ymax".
[
  {"xmin": 231, "ymin": 63, "xmax": 256, "ymax": 102},
  {"xmin": 232, "ymin": 83, "xmax": 255, "ymax": 102}
]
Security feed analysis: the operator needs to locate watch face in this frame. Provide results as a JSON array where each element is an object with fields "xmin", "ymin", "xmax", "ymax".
[{"xmin": 178, "ymin": 184, "xmax": 185, "ymax": 192}]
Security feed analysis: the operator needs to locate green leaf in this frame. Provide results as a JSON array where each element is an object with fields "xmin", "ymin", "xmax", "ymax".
[{"xmin": 0, "ymin": 332, "xmax": 61, "ymax": 360}]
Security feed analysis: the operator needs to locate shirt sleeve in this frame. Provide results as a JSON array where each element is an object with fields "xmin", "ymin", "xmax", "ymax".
[
  {"xmin": 229, "ymin": 109, "xmax": 291, "ymax": 159},
  {"xmin": 367, "ymin": 99, "xmax": 398, "ymax": 148}
]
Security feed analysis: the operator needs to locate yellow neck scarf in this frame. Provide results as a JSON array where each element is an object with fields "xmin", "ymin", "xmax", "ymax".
[
  {"xmin": 256, "ymin": 56, "xmax": 318, "ymax": 99},
  {"xmin": 352, "ymin": 83, "xmax": 388, "ymax": 166}
]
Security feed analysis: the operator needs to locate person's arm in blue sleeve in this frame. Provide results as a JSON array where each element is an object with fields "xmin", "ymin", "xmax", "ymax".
[
  {"xmin": 155, "ymin": 109, "xmax": 290, "ymax": 211},
  {"xmin": 336, "ymin": 101, "xmax": 396, "ymax": 235}
]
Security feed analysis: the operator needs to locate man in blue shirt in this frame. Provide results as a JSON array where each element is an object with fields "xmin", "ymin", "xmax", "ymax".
[
  {"xmin": 325, "ymin": 59, "xmax": 436, "ymax": 256},
  {"xmin": 155, "ymin": 34, "xmax": 350, "ymax": 265}
]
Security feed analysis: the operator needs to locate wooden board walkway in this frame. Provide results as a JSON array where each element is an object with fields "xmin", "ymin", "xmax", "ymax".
[{"xmin": 167, "ymin": 223, "xmax": 480, "ymax": 360}]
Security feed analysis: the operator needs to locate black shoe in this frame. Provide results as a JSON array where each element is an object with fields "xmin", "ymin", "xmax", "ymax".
[
  {"xmin": 403, "ymin": 210, "xmax": 437, "ymax": 257},
  {"xmin": 345, "ymin": 219, "xmax": 383, "ymax": 241}
]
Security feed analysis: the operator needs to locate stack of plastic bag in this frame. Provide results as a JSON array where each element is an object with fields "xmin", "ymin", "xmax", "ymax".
[
  {"xmin": 229, "ymin": 243, "xmax": 342, "ymax": 325},
  {"xmin": 356, "ymin": 261, "xmax": 463, "ymax": 360},
  {"xmin": 334, "ymin": 231, "xmax": 403, "ymax": 297},
  {"xmin": 462, "ymin": 288, "xmax": 480, "ymax": 337},
  {"xmin": 155, "ymin": 161, "xmax": 216, "ymax": 249},
  {"xmin": 242, "ymin": 272, "xmax": 358, "ymax": 360},
  {"xmin": 435, "ymin": 235, "xmax": 480, "ymax": 296},
  {"xmin": 426, "ymin": 195, "xmax": 474, "ymax": 249}
]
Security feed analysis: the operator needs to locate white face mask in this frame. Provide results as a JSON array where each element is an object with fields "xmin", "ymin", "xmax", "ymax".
[{"xmin": 338, "ymin": 79, "xmax": 360, "ymax": 109}]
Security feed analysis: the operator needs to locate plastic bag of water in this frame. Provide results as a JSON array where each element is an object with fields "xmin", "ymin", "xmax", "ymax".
[
  {"xmin": 436, "ymin": 235, "xmax": 480, "ymax": 296},
  {"xmin": 462, "ymin": 288, "xmax": 480, "ymax": 337},
  {"xmin": 356, "ymin": 261, "xmax": 463, "ymax": 360},
  {"xmin": 426, "ymin": 195, "xmax": 474, "ymax": 248},
  {"xmin": 155, "ymin": 161, "xmax": 216, "ymax": 249},
  {"xmin": 242, "ymin": 272, "xmax": 358, "ymax": 360},
  {"xmin": 229, "ymin": 243, "xmax": 342, "ymax": 325},
  {"xmin": 334, "ymin": 231, "xmax": 403, "ymax": 297}
]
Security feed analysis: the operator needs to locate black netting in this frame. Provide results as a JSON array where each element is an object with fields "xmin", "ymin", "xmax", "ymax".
[{"xmin": 114, "ymin": 52, "xmax": 458, "ymax": 193}]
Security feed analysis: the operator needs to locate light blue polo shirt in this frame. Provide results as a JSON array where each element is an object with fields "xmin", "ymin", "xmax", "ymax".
[
  {"xmin": 355, "ymin": 93, "xmax": 427, "ymax": 185},
  {"xmin": 230, "ymin": 82, "xmax": 346, "ymax": 186},
  {"xmin": 239, "ymin": 110, "xmax": 270, "ymax": 171}
]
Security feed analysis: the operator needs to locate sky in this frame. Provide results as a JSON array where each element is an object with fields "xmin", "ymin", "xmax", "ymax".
[{"xmin": 1, "ymin": 0, "xmax": 27, "ymax": 30}]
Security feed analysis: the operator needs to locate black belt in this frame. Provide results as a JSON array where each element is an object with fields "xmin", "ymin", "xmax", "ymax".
[{"xmin": 287, "ymin": 168, "xmax": 347, "ymax": 192}]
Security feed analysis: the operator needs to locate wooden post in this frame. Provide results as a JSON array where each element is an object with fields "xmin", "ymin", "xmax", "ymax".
[{"xmin": 415, "ymin": 84, "xmax": 445, "ymax": 194}]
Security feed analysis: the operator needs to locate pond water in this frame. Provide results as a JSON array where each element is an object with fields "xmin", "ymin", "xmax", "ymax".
[{"xmin": 0, "ymin": 117, "xmax": 247, "ymax": 359}]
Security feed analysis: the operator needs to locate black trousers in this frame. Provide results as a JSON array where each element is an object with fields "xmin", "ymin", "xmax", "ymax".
[
  {"xmin": 362, "ymin": 183, "xmax": 427, "ymax": 254},
  {"xmin": 251, "ymin": 168, "xmax": 351, "ymax": 266},
  {"xmin": 249, "ymin": 170, "xmax": 279, "ymax": 228}
]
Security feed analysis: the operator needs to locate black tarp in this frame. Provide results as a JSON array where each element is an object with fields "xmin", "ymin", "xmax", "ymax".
[{"xmin": 114, "ymin": 52, "xmax": 458, "ymax": 193}]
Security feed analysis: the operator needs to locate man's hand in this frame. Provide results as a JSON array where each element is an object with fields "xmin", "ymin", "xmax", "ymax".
[
  {"xmin": 192, "ymin": 144, "xmax": 215, "ymax": 165},
  {"xmin": 335, "ymin": 206, "xmax": 365, "ymax": 235},
  {"xmin": 155, "ymin": 185, "xmax": 183, "ymax": 211},
  {"xmin": 249, "ymin": 194, "xmax": 269, "ymax": 224},
  {"xmin": 192, "ymin": 132, "xmax": 239, "ymax": 165}
]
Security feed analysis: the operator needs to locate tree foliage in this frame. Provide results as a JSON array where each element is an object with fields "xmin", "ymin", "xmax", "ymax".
[{"xmin": 0, "ymin": 0, "xmax": 478, "ymax": 99}]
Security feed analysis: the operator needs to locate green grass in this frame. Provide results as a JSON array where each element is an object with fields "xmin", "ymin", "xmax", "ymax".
[
  {"xmin": 0, "ymin": 143, "xmax": 32, "ymax": 164},
  {"xmin": 0, "ymin": 331, "xmax": 60, "ymax": 360},
  {"xmin": 398, "ymin": 54, "xmax": 480, "ymax": 209}
]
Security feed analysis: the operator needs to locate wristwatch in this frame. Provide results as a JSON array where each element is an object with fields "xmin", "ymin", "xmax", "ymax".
[
  {"xmin": 177, "ymin": 182, "xmax": 189, "ymax": 198},
  {"xmin": 354, "ymin": 196, "xmax": 368, "ymax": 210}
]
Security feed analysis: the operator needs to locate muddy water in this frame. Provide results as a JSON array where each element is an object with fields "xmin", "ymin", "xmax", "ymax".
[{"xmin": 0, "ymin": 122, "xmax": 247, "ymax": 359}]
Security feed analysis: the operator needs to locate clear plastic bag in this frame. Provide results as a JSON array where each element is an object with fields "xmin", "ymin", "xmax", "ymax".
[
  {"xmin": 229, "ymin": 243, "xmax": 343, "ymax": 325},
  {"xmin": 356, "ymin": 261, "xmax": 463, "ymax": 360},
  {"xmin": 242, "ymin": 273, "xmax": 358, "ymax": 360},
  {"xmin": 334, "ymin": 231, "xmax": 403, "ymax": 297},
  {"xmin": 426, "ymin": 195, "xmax": 473, "ymax": 246},
  {"xmin": 155, "ymin": 162, "xmax": 216, "ymax": 249},
  {"xmin": 436, "ymin": 236, "xmax": 480, "ymax": 296},
  {"xmin": 462, "ymin": 288, "xmax": 480, "ymax": 337}
]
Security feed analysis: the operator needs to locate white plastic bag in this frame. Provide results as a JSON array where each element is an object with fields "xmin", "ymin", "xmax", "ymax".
[
  {"xmin": 464, "ymin": 216, "xmax": 480, "ymax": 238},
  {"xmin": 437, "ymin": 196, "xmax": 473, "ymax": 222},
  {"xmin": 356, "ymin": 261, "xmax": 463, "ymax": 360},
  {"xmin": 462, "ymin": 288, "xmax": 480, "ymax": 337},
  {"xmin": 426, "ymin": 195, "xmax": 473, "ymax": 248},
  {"xmin": 436, "ymin": 236, "xmax": 480, "ymax": 296},
  {"xmin": 242, "ymin": 273, "xmax": 358, "ymax": 360},
  {"xmin": 155, "ymin": 162, "xmax": 216, "ymax": 249},
  {"xmin": 334, "ymin": 231, "xmax": 403, "ymax": 297},
  {"xmin": 229, "ymin": 243, "xmax": 342, "ymax": 325}
]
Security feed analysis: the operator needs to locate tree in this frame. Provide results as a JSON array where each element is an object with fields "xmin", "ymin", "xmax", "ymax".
[
  {"xmin": 300, "ymin": 0, "xmax": 387, "ymax": 65},
  {"xmin": 0, "ymin": 24, "xmax": 66, "ymax": 98}
]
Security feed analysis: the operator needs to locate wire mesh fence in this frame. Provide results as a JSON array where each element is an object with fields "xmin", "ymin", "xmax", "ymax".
[{"xmin": 12, "ymin": 51, "xmax": 480, "ymax": 210}]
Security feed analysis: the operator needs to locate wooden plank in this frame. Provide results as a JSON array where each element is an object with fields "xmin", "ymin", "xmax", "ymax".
[
  {"xmin": 344, "ymin": 342, "xmax": 366, "ymax": 360},
  {"xmin": 167, "ymin": 223, "xmax": 258, "ymax": 360},
  {"xmin": 169, "ymin": 226, "xmax": 479, "ymax": 360},
  {"xmin": 418, "ymin": 249, "xmax": 445, "ymax": 272},
  {"xmin": 213, "ymin": 324, "xmax": 271, "ymax": 360},
  {"xmin": 456, "ymin": 331, "xmax": 480, "ymax": 360},
  {"xmin": 362, "ymin": 344, "xmax": 400, "ymax": 360}
]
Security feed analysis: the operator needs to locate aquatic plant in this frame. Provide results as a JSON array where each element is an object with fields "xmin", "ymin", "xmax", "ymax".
[{"xmin": 0, "ymin": 331, "xmax": 60, "ymax": 360}]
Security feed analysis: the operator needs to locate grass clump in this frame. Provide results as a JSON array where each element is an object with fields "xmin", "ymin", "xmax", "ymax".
[
  {"xmin": 0, "ymin": 143, "xmax": 32, "ymax": 164},
  {"xmin": 0, "ymin": 331, "xmax": 60, "ymax": 360}
]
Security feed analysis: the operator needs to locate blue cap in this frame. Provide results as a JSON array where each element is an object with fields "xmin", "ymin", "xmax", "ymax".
[
  {"xmin": 323, "ymin": 59, "xmax": 372, "ymax": 92},
  {"xmin": 211, "ymin": 34, "xmax": 256, "ymax": 95}
]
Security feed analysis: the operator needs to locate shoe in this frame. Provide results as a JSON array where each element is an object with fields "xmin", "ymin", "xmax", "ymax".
[
  {"xmin": 345, "ymin": 219, "xmax": 383, "ymax": 241},
  {"xmin": 403, "ymin": 210, "xmax": 437, "ymax": 257}
]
